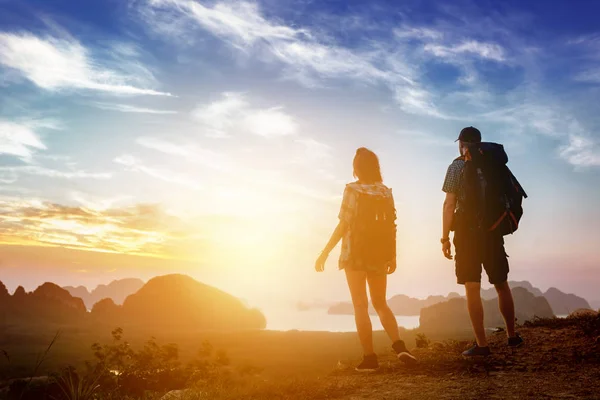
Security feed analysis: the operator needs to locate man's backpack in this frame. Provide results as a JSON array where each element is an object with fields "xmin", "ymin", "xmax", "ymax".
[
  {"xmin": 350, "ymin": 189, "xmax": 397, "ymax": 267},
  {"xmin": 460, "ymin": 142, "xmax": 528, "ymax": 235}
]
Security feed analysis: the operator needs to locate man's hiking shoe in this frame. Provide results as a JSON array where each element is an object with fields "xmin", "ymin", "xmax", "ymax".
[
  {"xmin": 508, "ymin": 333, "xmax": 524, "ymax": 348},
  {"xmin": 355, "ymin": 354, "xmax": 379, "ymax": 372},
  {"xmin": 462, "ymin": 345, "xmax": 491, "ymax": 357},
  {"xmin": 392, "ymin": 340, "xmax": 418, "ymax": 365}
]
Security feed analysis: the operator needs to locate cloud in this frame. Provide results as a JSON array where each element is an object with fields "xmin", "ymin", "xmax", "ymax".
[
  {"xmin": 0, "ymin": 120, "xmax": 47, "ymax": 160},
  {"xmin": 0, "ymin": 198, "xmax": 193, "ymax": 257},
  {"xmin": 191, "ymin": 92, "xmax": 248, "ymax": 138},
  {"xmin": 424, "ymin": 41, "xmax": 506, "ymax": 62},
  {"xmin": 141, "ymin": 0, "xmax": 438, "ymax": 117},
  {"xmin": 559, "ymin": 134, "xmax": 600, "ymax": 167},
  {"xmin": 0, "ymin": 165, "xmax": 112, "ymax": 182},
  {"xmin": 191, "ymin": 92, "xmax": 298, "ymax": 137},
  {"xmin": 94, "ymin": 103, "xmax": 178, "ymax": 114},
  {"xmin": 114, "ymin": 154, "xmax": 201, "ymax": 189},
  {"xmin": 394, "ymin": 26, "xmax": 443, "ymax": 41},
  {"xmin": 136, "ymin": 136, "xmax": 234, "ymax": 171},
  {"xmin": 0, "ymin": 32, "xmax": 172, "ymax": 96}
]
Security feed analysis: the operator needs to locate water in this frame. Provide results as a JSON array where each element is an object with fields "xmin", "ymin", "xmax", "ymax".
[{"xmin": 262, "ymin": 307, "xmax": 420, "ymax": 332}]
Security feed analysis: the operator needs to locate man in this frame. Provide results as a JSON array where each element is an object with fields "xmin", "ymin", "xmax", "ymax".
[{"xmin": 441, "ymin": 126, "xmax": 524, "ymax": 356}]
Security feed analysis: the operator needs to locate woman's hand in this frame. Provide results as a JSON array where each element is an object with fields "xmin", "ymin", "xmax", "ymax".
[
  {"xmin": 315, "ymin": 251, "xmax": 329, "ymax": 272},
  {"xmin": 387, "ymin": 260, "xmax": 397, "ymax": 275}
]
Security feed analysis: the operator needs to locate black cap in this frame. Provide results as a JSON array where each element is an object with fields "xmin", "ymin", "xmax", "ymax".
[{"xmin": 455, "ymin": 126, "xmax": 481, "ymax": 143}]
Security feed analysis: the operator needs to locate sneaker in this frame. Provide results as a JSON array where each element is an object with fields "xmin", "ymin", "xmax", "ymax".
[
  {"xmin": 355, "ymin": 354, "xmax": 379, "ymax": 372},
  {"xmin": 508, "ymin": 333, "xmax": 524, "ymax": 348},
  {"xmin": 392, "ymin": 340, "xmax": 418, "ymax": 365},
  {"xmin": 462, "ymin": 345, "xmax": 491, "ymax": 357}
]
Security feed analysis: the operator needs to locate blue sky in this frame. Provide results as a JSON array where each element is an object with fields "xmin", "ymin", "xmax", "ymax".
[{"xmin": 0, "ymin": 0, "xmax": 599, "ymax": 305}]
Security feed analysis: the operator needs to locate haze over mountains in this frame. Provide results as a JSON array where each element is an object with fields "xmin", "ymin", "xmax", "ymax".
[
  {"xmin": 63, "ymin": 278, "xmax": 145, "ymax": 309},
  {"xmin": 327, "ymin": 280, "xmax": 593, "ymax": 318},
  {"xmin": 0, "ymin": 275, "xmax": 265, "ymax": 330}
]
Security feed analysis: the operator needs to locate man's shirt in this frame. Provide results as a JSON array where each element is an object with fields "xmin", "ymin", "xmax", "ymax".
[{"xmin": 442, "ymin": 158, "xmax": 465, "ymax": 210}]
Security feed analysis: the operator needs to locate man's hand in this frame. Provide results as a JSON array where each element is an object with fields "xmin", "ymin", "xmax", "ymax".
[
  {"xmin": 315, "ymin": 251, "xmax": 328, "ymax": 272},
  {"xmin": 442, "ymin": 241, "xmax": 453, "ymax": 260}
]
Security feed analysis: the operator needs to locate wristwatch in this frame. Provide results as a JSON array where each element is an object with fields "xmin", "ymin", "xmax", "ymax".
[{"xmin": 440, "ymin": 237, "xmax": 450, "ymax": 244}]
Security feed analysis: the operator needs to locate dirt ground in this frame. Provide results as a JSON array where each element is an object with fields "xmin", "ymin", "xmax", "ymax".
[{"xmin": 330, "ymin": 318, "xmax": 600, "ymax": 399}]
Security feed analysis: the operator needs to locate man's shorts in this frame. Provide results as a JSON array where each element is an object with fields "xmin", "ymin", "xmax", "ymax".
[{"xmin": 453, "ymin": 230, "xmax": 509, "ymax": 285}]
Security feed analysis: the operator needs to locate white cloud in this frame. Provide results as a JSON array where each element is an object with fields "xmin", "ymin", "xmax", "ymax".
[
  {"xmin": 394, "ymin": 26, "xmax": 443, "ymax": 41},
  {"xmin": 94, "ymin": 103, "xmax": 178, "ymax": 114},
  {"xmin": 294, "ymin": 138, "xmax": 332, "ymax": 160},
  {"xmin": 191, "ymin": 92, "xmax": 248, "ymax": 138},
  {"xmin": 0, "ymin": 120, "xmax": 47, "ymax": 160},
  {"xmin": 114, "ymin": 154, "xmax": 202, "ymax": 189},
  {"xmin": 0, "ymin": 165, "xmax": 112, "ymax": 180},
  {"xmin": 142, "ymin": 0, "xmax": 437, "ymax": 117},
  {"xmin": 0, "ymin": 32, "xmax": 172, "ymax": 96},
  {"xmin": 191, "ymin": 92, "xmax": 297, "ymax": 137},
  {"xmin": 136, "ymin": 136, "xmax": 234, "ymax": 171},
  {"xmin": 424, "ymin": 40, "xmax": 506, "ymax": 62},
  {"xmin": 559, "ymin": 134, "xmax": 600, "ymax": 167},
  {"xmin": 244, "ymin": 107, "xmax": 297, "ymax": 137},
  {"xmin": 574, "ymin": 68, "xmax": 600, "ymax": 83}
]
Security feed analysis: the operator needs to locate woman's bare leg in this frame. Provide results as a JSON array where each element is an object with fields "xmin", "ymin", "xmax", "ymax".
[
  {"xmin": 367, "ymin": 273, "xmax": 400, "ymax": 343},
  {"xmin": 345, "ymin": 269, "xmax": 374, "ymax": 355}
]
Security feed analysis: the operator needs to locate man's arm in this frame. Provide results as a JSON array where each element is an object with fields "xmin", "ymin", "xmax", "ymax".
[{"xmin": 442, "ymin": 192, "xmax": 457, "ymax": 259}]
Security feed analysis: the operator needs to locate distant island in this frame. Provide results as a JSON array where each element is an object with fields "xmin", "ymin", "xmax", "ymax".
[
  {"xmin": 328, "ymin": 280, "xmax": 592, "ymax": 317},
  {"xmin": 420, "ymin": 287, "xmax": 555, "ymax": 333},
  {"xmin": 1, "ymin": 274, "xmax": 266, "ymax": 331},
  {"xmin": 63, "ymin": 278, "xmax": 144, "ymax": 309},
  {"xmin": 328, "ymin": 292, "xmax": 462, "ymax": 316}
]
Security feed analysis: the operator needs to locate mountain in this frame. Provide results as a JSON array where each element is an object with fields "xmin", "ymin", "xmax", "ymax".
[
  {"xmin": 480, "ymin": 281, "xmax": 591, "ymax": 316},
  {"xmin": 0, "ymin": 281, "xmax": 86, "ymax": 325},
  {"xmin": 420, "ymin": 287, "xmax": 554, "ymax": 333},
  {"xmin": 328, "ymin": 292, "xmax": 462, "ymax": 316},
  {"xmin": 63, "ymin": 278, "xmax": 144, "ymax": 309},
  {"xmin": 120, "ymin": 274, "xmax": 266, "ymax": 330},
  {"xmin": 543, "ymin": 287, "xmax": 591, "ymax": 316},
  {"xmin": 480, "ymin": 281, "xmax": 544, "ymax": 300}
]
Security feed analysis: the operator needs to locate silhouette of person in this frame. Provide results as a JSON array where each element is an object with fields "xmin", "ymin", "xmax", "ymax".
[
  {"xmin": 315, "ymin": 147, "xmax": 417, "ymax": 371},
  {"xmin": 441, "ymin": 127, "xmax": 524, "ymax": 356}
]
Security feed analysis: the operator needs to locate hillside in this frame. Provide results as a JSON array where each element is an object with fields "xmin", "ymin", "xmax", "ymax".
[
  {"xmin": 544, "ymin": 287, "xmax": 591, "ymax": 315},
  {"xmin": 120, "ymin": 274, "xmax": 266, "ymax": 330},
  {"xmin": 420, "ymin": 287, "xmax": 554, "ymax": 333},
  {"xmin": 0, "ymin": 281, "xmax": 86, "ymax": 324},
  {"xmin": 480, "ymin": 281, "xmax": 591, "ymax": 316}
]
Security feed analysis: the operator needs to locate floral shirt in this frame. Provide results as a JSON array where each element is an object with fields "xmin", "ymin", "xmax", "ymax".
[{"xmin": 338, "ymin": 182, "xmax": 395, "ymax": 272}]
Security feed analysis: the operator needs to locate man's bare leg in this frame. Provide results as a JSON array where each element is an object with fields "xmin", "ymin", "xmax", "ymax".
[
  {"xmin": 495, "ymin": 281, "xmax": 516, "ymax": 338},
  {"xmin": 465, "ymin": 281, "xmax": 488, "ymax": 347}
]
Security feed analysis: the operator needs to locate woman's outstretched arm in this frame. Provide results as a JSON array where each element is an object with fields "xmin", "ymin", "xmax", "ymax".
[{"xmin": 315, "ymin": 221, "xmax": 348, "ymax": 272}]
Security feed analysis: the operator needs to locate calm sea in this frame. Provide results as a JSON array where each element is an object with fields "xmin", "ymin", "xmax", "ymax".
[{"xmin": 262, "ymin": 307, "xmax": 420, "ymax": 332}]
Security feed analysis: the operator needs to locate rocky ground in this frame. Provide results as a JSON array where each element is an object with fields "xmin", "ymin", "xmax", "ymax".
[{"xmin": 330, "ymin": 314, "xmax": 600, "ymax": 399}]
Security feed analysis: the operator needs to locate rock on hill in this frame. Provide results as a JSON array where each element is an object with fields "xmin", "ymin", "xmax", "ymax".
[
  {"xmin": 480, "ymin": 280, "xmax": 544, "ymax": 300},
  {"xmin": 328, "ymin": 292, "xmax": 462, "ymax": 316},
  {"xmin": 0, "ymin": 281, "xmax": 86, "ymax": 324},
  {"xmin": 543, "ymin": 287, "xmax": 591, "ymax": 315},
  {"xmin": 420, "ymin": 287, "xmax": 554, "ymax": 333},
  {"xmin": 120, "ymin": 274, "xmax": 266, "ymax": 330},
  {"xmin": 63, "ymin": 278, "xmax": 144, "ymax": 309}
]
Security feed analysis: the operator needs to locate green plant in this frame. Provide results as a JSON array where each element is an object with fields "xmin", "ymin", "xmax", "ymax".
[
  {"xmin": 52, "ymin": 367, "xmax": 101, "ymax": 400},
  {"xmin": 415, "ymin": 333, "xmax": 430, "ymax": 348},
  {"xmin": 18, "ymin": 331, "xmax": 61, "ymax": 400}
]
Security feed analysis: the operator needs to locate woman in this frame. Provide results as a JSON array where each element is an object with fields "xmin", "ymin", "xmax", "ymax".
[{"xmin": 315, "ymin": 147, "xmax": 417, "ymax": 371}]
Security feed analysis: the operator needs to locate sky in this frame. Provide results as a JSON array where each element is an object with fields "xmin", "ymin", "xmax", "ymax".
[{"xmin": 0, "ymin": 0, "xmax": 599, "ymax": 310}]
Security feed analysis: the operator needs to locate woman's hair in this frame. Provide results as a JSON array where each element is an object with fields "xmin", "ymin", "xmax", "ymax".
[{"xmin": 353, "ymin": 147, "xmax": 383, "ymax": 184}]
